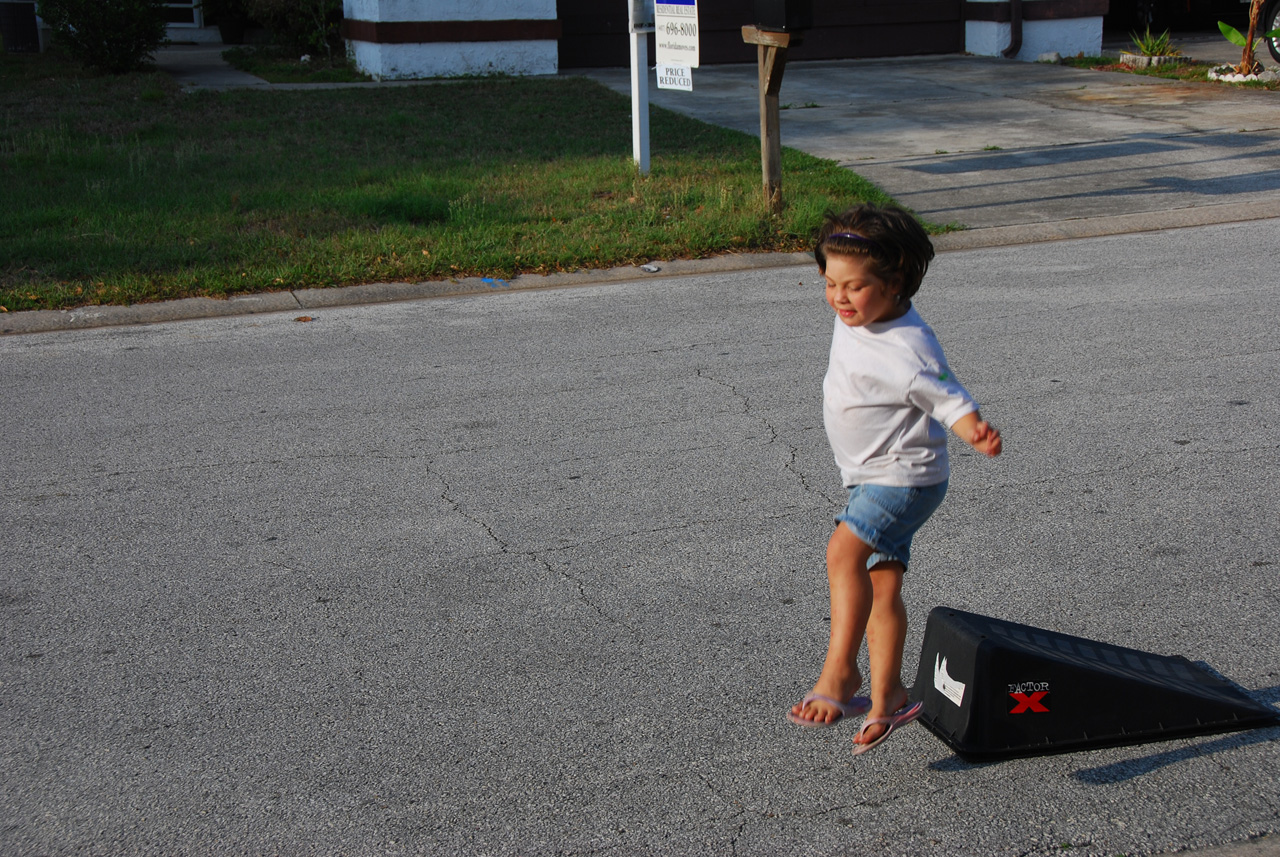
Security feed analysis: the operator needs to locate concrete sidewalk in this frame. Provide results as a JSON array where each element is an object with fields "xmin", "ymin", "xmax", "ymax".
[{"xmin": 152, "ymin": 43, "xmax": 270, "ymax": 89}]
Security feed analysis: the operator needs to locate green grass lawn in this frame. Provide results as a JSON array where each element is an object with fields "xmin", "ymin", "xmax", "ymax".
[{"xmin": 0, "ymin": 49, "xmax": 899, "ymax": 313}]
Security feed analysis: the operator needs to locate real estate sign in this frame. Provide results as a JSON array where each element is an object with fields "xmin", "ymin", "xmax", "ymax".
[
  {"xmin": 655, "ymin": 0, "xmax": 699, "ymax": 68},
  {"xmin": 656, "ymin": 63, "xmax": 693, "ymax": 91}
]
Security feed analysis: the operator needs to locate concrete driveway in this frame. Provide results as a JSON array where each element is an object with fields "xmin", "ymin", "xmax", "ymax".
[{"xmin": 582, "ymin": 34, "xmax": 1280, "ymax": 230}]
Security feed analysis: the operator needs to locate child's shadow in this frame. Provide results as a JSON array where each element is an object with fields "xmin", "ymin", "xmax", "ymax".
[{"xmin": 927, "ymin": 684, "xmax": 1280, "ymax": 783}]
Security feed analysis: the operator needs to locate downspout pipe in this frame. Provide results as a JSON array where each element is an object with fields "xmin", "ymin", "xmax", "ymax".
[{"xmin": 1002, "ymin": 0, "xmax": 1023, "ymax": 57}]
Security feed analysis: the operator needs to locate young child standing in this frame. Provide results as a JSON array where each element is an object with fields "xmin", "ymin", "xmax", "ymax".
[{"xmin": 787, "ymin": 204, "xmax": 1002, "ymax": 755}]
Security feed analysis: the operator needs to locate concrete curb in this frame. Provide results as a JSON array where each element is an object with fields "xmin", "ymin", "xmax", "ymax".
[
  {"xmin": 5, "ymin": 201, "xmax": 1279, "ymax": 336},
  {"xmin": 932, "ymin": 199, "xmax": 1280, "ymax": 252},
  {"xmin": 1171, "ymin": 837, "xmax": 1280, "ymax": 857},
  {"xmin": 0, "ymin": 254, "xmax": 813, "ymax": 336}
]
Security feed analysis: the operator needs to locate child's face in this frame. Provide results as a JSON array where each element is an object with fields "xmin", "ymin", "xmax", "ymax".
[{"xmin": 823, "ymin": 253, "xmax": 904, "ymax": 327}]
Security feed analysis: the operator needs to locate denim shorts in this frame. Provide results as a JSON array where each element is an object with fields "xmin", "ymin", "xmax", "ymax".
[{"xmin": 835, "ymin": 481, "xmax": 948, "ymax": 571}]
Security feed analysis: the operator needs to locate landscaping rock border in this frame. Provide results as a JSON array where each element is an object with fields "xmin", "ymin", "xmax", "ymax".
[
  {"xmin": 1208, "ymin": 65, "xmax": 1280, "ymax": 81},
  {"xmin": 1119, "ymin": 52, "xmax": 1188, "ymax": 68}
]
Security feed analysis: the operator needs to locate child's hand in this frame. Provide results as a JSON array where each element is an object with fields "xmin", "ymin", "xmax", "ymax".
[
  {"xmin": 953, "ymin": 411, "xmax": 1003, "ymax": 457},
  {"xmin": 968, "ymin": 420, "xmax": 1002, "ymax": 457}
]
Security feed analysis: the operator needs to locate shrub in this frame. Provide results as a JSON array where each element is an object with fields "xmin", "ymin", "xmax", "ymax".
[
  {"xmin": 37, "ymin": 0, "xmax": 168, "ymax": 74},
  {"xmin": 1128, "ymin": 27, "xmax": 1180, "ymax": 57},
  {"xmin": 245, "ymin": 0, "xmax": 342, "ymax": 59},
  {"xmin": 198, "ymin": 0, "xmax": 249, "ymax": 26}
]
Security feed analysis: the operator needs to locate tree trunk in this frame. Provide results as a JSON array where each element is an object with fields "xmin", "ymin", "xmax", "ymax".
[{"xmin": 1241, "ymin": 0, "xmax": 1263, "ymax": 73}]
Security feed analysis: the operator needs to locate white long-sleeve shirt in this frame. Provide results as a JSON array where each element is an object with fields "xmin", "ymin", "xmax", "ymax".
[{"xmin": 822, "ymin": 305, "xmax": 978, "ymax": 487}]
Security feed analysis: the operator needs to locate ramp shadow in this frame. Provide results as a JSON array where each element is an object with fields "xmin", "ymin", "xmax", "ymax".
[
  {"xmin": 1073, "ymin": 678, "xmax": 1278, "ymax": 783},
  {"xmin": 1071, "ymin": 720, "xmax": 1280, "ymax": 784}
]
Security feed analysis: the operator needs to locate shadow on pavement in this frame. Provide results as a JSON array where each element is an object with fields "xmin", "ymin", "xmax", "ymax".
[{"xmin": 1072, "ymin": 718, "xmax": 1280, "ymax": 785}]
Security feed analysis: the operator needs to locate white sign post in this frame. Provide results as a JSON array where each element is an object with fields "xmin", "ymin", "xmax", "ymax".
[{"xmin": 628, "ymin": 0, "xmax": 655, "ymax": 175}]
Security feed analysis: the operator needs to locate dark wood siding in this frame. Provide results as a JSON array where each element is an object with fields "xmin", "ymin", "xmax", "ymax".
[{"xmin": 557, "ymin": 0, "xmax": 963, "ymax": 68}]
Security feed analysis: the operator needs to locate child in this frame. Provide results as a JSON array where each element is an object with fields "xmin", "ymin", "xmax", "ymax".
[{"xmin": 787, "ymin": 204, "xmax": 1002, "ymax": 755}]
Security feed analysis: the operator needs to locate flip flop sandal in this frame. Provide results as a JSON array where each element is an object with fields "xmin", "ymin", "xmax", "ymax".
[
  {"xmin": 851, "ymin": 700, "xmax": 923, "ymax": 755},
  {"xmin": 787, "ymin": 692, "xmax": 872, "ymax": 728}
]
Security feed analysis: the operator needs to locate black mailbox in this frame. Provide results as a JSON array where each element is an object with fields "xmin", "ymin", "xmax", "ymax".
[{"xmin": 754, "ymin": 0, "xmax": 813, "ymax": 32}]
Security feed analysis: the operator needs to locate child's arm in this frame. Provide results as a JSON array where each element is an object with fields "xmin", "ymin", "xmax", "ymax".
[{"xmin": 951, "ymin": 411, "xmax": 1003, "ymax": 457}]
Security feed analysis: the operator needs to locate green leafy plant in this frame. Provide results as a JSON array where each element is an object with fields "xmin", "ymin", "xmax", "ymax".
[
  {"xmin": 245, "ymin": 0, "xmax": 342, "ymax": 60},
  {"xmin": 1128, "ymin": 27, "xmax": 1180, "ymax": 57},
  {"xmin": 1219, "ymin": 0, "xmax": 1280, "ymax": 74},
  {"xmin": 198, "ymin": 0, "xmax": 247, "ymax": 22},
  {"xmin": 37, "ymin": 0, "xmax": 167, "ymax": 73}
]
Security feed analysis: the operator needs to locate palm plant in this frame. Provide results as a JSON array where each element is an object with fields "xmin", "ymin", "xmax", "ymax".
[
  {"xmin": 1129, "ymin": 27, "xmax": 1179, "ymax": 57},
  {"xmin": 1219, "ymin": 0, "xmax": 1280, "ymax": 74}
]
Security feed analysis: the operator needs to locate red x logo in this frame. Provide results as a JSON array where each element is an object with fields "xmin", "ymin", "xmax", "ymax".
[{"xmin": 1009, "ymin": 691, "xmax": 1050, "ymax": 713}]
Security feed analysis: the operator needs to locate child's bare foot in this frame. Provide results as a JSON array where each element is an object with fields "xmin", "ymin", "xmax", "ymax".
[{"xmin": 789, "ymin": 668, "xmax": 866, "ymax": 726}]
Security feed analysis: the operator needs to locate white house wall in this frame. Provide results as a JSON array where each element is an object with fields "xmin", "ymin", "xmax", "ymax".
[
  {"xmin": 966, "ymin": 17, "xmax": 1102, "ymax": 60},
  {"xmin": 344, "ymin": 0, "xmax": 554, "ymax": 22},
  {"xmin": 349, "ymin": 39, "xmax": 558, "ymax": 79},
  {"xmin": 342, "ymin": 0, "xmax": 559, "ymax": 80}
]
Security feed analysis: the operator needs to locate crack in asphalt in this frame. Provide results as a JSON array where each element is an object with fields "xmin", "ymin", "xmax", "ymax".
[
  {"xmin": 695, "ymin": 367, "xmax": 825, "ymax": 500},
  {"xmin": 427, "ymin": 457, "xmax": 639, "ymax": 639}
]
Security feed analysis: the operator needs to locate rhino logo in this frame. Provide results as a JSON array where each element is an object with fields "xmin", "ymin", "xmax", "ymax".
[{"xmin": 934, "ymin": 654, "xmax": 967, "ymax": 707}]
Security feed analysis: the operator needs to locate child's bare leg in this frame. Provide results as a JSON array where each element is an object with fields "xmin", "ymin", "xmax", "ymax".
[
  {"xmin": 857, "ymin": 562, "xmax": 911, "ymax": 745},
  {"xmin": 790, "ymin": 522, "xmax": 876, "ymax": 724}
]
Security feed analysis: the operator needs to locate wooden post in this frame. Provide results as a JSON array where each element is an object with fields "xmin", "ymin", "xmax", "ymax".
[{"xmin": 742, "ymin": 26, "xmax": 799, "ymax": 215}]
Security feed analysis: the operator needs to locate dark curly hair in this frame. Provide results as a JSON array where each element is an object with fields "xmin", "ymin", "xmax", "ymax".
[{"xmin": 814, "ymin": 204, "xmax": 935, "ymax": 304}]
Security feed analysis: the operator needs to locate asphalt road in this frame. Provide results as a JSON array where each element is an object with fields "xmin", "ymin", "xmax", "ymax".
[{"xmin": 3, "ymin": 218, "xmax": 1278, "ymax": 855}]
